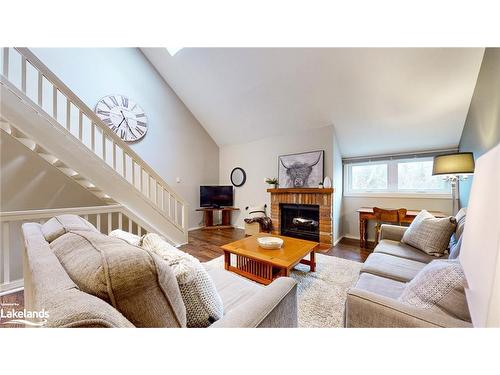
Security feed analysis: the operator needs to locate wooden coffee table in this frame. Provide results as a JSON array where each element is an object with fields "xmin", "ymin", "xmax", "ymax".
[{"xmin": 221, "ymin": 234, "xmax": 319, "ymax": 285}]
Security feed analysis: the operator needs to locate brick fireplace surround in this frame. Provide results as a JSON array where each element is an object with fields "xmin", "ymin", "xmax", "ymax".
[{"xmin": 267, "ymin": 188, "xmax": 334, "ymax": 245}]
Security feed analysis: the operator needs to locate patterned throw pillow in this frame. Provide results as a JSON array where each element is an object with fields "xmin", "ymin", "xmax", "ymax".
[
  {"xmin": 399, "ymin": 259, "xmax": 471, "ymax": 321},
  {"xmin": 401, "ymin": 210, "xmax": 456, "ymax": 256},
  {"xmin": 141, "ymin": 233, "xmax": 224, "ymax": 327}
]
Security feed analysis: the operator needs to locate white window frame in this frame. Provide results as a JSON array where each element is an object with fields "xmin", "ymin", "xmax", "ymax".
[{"xmin": 344, "ymin": 157, "xmax": 452, "ymax": 199}]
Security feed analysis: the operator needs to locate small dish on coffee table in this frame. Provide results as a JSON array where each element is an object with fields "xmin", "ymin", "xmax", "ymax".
[{"xmin": 257, "ymin": 236, "xmax": 284, "ymax": 249}]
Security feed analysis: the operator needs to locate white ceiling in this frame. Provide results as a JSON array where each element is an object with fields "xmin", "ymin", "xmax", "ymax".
[{"xmin": 142, "ymin": 48, "xmax": 484, "ymax": 157}]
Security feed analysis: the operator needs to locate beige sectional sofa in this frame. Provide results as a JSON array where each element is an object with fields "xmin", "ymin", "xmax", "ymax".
[
  {"xmin": 345, "ymin": 223, "xmax": 472, "ymax": 328},
  {"xmin": 22, "ymin": 217, "xmax": 298, "ymax": 328}
]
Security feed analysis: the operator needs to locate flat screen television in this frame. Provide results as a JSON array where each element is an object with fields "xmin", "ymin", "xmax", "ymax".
[{"xmin": 200, "ymin": 186, "xmax": 234, "ymax": 208}]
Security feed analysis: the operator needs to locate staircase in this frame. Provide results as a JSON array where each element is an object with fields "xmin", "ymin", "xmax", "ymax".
[{"xmin": 0, "ymin": 47, "xmax": 188, "ymax": 245}]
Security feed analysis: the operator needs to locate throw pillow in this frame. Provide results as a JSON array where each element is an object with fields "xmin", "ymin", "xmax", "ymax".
[
  {"xmin": 449, "ymin": 207, "xmax": 467, "ymax": 249},
  {"xmin": 141, "ymin": 233, "xmax": 224, "ymax": 327},
  {"xmin": 448, "ymin": 235, "xmax": 463, "ymax": 260},
  {"xmin": 109, "ymin": 229, "xmax": 143, "ymax": 246},
  {"xmin": 41, "ymin": 214, "xmax": 98, "ymax": 242},
  {"xmin": 399, "ymin": 259, "xmax": 471, "ymax": 322},
  {"xmin": 50, "ymin": 230, "xmax": 186, "ymax": 327},
  {"xmin": 401, "ymin": 210, "xmax": 456, "ymax": 256}
]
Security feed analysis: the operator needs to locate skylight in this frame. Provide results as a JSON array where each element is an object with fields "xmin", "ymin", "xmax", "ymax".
[{"xmin": 166, "ymin": 47, "xmax": 183, "ymax": 56}]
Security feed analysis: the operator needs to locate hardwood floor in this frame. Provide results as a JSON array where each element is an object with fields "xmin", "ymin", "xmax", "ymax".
[
  {"xmin": 0, "ymin": 228, "xmax": 370, "ymax": 327},
  {"xmin": 181, "ymin": 228, "xmax": 371, "ymax": 263}
]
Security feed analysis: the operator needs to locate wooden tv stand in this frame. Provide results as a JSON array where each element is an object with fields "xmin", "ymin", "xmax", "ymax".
[{"xmin": 196, "ymin": 207, "xmax": 240, "ymax": 230}]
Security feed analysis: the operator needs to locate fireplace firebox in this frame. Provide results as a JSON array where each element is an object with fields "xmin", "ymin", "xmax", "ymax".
[{"xmin": 280, "ymin": 204, "xmax": 320, "ymax": 242}]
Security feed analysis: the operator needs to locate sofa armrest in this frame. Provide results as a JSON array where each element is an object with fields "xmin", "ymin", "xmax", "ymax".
[
  {"xmin": 210, "ymin": 277, "xmax": 297, "ymax": 328},
  {"xmin": 379, "ymin": 224, "xmax": 408, "ymax": 242},
  {"xmin": 345, "ymin": 288, "xmax": 471, "ymax": 328}
]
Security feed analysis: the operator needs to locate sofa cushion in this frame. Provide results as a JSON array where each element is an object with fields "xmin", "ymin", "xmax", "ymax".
[
  {"xmin": 399, "ymin": 259, "xmax": 471, "ymax": 322},
  {"xmin": 142, "ymin": 233, "xmax": 224, "ymax": 327},
  {"xmin": 374, "ymin": 239, "xmax": 445, "ymax": 263},
  {"xmin": 50, "ymin": 230, "xmax": 186, "ymax": 327},
  {"xmin": 354, "ymin": 273, "xmax": 407, "ymax": 299},
  {"xmin": 41, "ymin": 214, "xmax": 98, "ymax": 242},
  {"xmin": 401, "ymin": 210, "xmax": 456, "ymax": 256},
  {"xmin": 204, "ymin": 266, "xmax": 263, "ymax": 314},
  {"xmin": 361, "ymin": 253, "xmax": 427, "ymax": 282}
]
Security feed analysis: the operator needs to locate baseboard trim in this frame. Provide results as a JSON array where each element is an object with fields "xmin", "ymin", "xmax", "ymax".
[
  {"xmin": 333, "ymin": 236, "xmax": 344, "ymax": 246},
  {"xmin": 0, "ymin": 280, "xmax": 24, "ymax": 296}
]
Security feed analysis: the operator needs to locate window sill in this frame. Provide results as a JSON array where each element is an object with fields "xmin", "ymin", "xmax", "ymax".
[{"xmin": 344, "ymin": 192, "xmax": 453, "ymax": 199}]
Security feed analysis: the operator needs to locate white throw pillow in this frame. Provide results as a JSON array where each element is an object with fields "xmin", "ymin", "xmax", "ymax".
[
  {"xmin": 141, "ymin": 233, "xmax": 224, "ymax": 327},
  {"xmin": 399, "ymin": 259, "xmax": 470, "ymax": 321},
  {"xmin": 109, "ymin": 229, "xmax": 143, "ymax": 246},
  {"xmin": 401, "ymin": 210, "xmax": 456, "ymax": 256}
]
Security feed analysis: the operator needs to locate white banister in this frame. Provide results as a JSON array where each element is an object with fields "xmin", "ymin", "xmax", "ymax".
[
  {"xmin": 1, "ymin": 47, "xmax": 189, "ymax": 243},
  {"xmin": 2, "ymin": 222, "xmax": 10, "ymax": 284}
]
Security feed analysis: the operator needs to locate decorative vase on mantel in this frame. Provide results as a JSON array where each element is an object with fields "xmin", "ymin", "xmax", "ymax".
[{"xmin": 323, "ymin": 177, "xmax": 332, "ymax": 189}]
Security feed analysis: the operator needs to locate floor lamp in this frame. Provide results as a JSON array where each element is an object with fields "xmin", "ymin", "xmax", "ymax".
[{"xmin": 432, "ymin": 152, "xmax": 475, "ymax": 215}]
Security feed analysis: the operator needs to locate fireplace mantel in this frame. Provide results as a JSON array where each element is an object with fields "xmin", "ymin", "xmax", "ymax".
[
  {"xmin": 268, "ymin": 187, "xmax": 334, "ymax": 245},
  {"xmin": 267, "ymin": 188, "xmax": 334, "ymax": 194}
]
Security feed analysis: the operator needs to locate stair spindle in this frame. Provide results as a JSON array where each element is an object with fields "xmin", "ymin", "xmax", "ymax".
[
  {"xmin": 21, "ymin": 56, "xmax": 27, "ymax": 93},
  {"xmin": 107, "ymin": 212, "xmax": 112, "ymax": 234},
  {"xmin": 37, "ymin": 71, "xmax": 43, "ymax": 106},
  {"xmin": 118, "ymin": 212, "xmax": 123, "ymax": 230},
  {"xmin": 2, "ymin": 48, "xmax": 9, "ymax": 78},
  {"xmin": 2, "ymin": 222, "xmax": 10, "ymax": 284},
  {"xmin": 52, "ymin": 86, "xmax": 57, "ymax": 119},
  {"xmin": 91, "ymin": 123, "xmax": 95, "ymax": 152},
  {"xmin": 66, "ymin": 98, "xmax": 71, "ymax": 131},
  {"xmin": 78, "ymin": 111, "xmax": 83, "ymax": 141}
]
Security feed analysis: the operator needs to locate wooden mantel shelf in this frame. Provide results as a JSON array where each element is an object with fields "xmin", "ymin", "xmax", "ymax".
[{"xmin": 267, "ymin": 188, "xmax": 334, "ymax": 194}]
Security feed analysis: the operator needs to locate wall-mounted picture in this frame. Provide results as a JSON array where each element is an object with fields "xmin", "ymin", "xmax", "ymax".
[{"xmin": 278, "ymin": 150, "xmax": 324, "ymax": 188}]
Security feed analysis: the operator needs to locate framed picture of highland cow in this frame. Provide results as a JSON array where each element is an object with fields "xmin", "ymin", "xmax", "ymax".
[{"xmin": 278, "ymin": 150, "xmax": 324, "ymax": 188}]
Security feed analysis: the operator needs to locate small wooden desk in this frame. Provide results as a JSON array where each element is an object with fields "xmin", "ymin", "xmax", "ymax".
[
  {"xmin": 196, "ymin": 207, "xmax": 239, "ymax": 230},
  {"xmin": 356, "ymin": 207, "xmax": 447, "ymax": 249}
]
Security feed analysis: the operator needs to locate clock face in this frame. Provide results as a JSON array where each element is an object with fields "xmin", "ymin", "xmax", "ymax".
[{"xmin": 95, "ymin": 95, "xmax": 148, "ymax": 142}]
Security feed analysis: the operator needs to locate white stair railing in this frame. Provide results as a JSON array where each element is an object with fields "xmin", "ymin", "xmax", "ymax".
[
  {"xmin": 0, "ymin": 205, "xmax": 155, "ymax": 294},
  {"xmin": 0, "ymin": 47, "xmax": 187, "ymax": 236}
]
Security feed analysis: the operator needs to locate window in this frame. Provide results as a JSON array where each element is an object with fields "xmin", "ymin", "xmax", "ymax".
[{"xmin": 344, "ymin": 157, "xmax": 450, "ymax": 197}]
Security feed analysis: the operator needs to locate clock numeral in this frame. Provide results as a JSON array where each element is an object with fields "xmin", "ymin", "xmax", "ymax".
[
  {"xmin": 120, "ymin": 129, "xmax": 126, "ymax": 139},
  {"xmin": 131, "ymin": 104, "xmax": 137, "ymax": 111},
  {"xmin": 136, "ymin": 113, "xmax": 146, "ymax": 118},
  {"xmin": 110, "ymin": 96, "xmax": 119, "ymax": 106},
  {"xmin": 137, "ymin": 121, "xmax": 147, "ymax": 128},
  {"xmin": 97, "ymin": 109, "xmax": 110, "ymax": 116},
  {"xmin": 136, "ymin": 127, "xmax": 145, "ymax": 136},
  {"xmin": 100, "ymin": 100, "xmax": 111, "ymax": 110},
  {"xmin": 110, "ymin": 125, "xmax": 118, "ymax": 132},
  {"xmin": 121, "ymin": 96, "xmax": 128, "ymax": 107},
  {"xmin": 103, "ymin": 118, "xmax": 113, "ymax": 126}
]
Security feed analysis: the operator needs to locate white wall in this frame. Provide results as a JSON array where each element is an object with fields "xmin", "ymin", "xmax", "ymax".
[
  {"xmin": 1, "ymin": 133, "xmax": 104, "ymax": 211},
  {"xmin": 220, "ymin": 125, "xmax": 342, "ymax": 239},
  {"xmin": 342, "ymin": 195, "xmax": 453, "ymax": 241},
  {"xmin": 30, "ymin": 48, "xmax": 220, "ymax": 228}
]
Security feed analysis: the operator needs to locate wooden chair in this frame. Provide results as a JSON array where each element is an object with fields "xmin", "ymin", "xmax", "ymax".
[{"xmin": 372, "ymin": 207, "xmax": 407, "ymax": 247}]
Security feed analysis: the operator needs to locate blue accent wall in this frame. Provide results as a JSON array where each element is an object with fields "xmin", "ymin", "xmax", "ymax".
[{"xmin": 459, "ymin": 48, "xmax": 500, "ymax": 207}]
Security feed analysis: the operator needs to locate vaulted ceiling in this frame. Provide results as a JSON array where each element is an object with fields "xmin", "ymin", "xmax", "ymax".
[{"xmin": 142, "ymin": 48, "xmax": 484, "ymax": 157}]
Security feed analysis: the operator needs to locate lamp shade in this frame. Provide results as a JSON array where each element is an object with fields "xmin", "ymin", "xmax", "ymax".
[{"xmin": 432, "ymin": 152, "xmax": 475, "ymax": 175}]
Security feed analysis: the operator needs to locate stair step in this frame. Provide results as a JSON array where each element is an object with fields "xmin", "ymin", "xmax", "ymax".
[
  {"xmin": 38, "ymin": 153, "xmax": 59, "ymax": 165},
  {"xmin": 0, "ymin": 121, "xmax": 12, "ymax": 134},
  {"xmin": 58, "ymin": 167, "xmax": 79, "ymax": 177},
  {"xmin": 78, "ymin": 180, "xmax": 97, "ymax": 189},
  {"xmin": 16, "ymin": 137, "xmax": 37, "ymax": 151}
]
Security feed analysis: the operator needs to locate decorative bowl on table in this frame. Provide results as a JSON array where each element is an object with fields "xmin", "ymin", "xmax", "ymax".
[{"xmin": 257, "ymin": 236, "xmax": 284, "ymax": 249}]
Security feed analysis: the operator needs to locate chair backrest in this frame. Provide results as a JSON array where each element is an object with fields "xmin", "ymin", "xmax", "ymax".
[{"xmin": 373, "ymin": 207, "xmax": 407, "ymax": 225}]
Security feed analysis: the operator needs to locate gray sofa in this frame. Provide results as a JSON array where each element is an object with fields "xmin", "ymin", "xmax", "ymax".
[
  {"xmin": 345, "ymin": 223, "xmax": 472, "ymax": 328},
  {"xmin": 22, "ymin": 220, "xmax": 297, "ymax": 328}
]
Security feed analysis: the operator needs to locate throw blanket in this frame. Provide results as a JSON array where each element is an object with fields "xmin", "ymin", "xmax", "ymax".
[{"xmin": 244, "ymin": 216, "xmax": 272, "ymax": 232}]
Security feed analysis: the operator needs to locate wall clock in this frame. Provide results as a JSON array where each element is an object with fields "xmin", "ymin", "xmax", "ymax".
[{"xmin": 95, "ymin": 95, "xmax": 148, "ymax": 142}]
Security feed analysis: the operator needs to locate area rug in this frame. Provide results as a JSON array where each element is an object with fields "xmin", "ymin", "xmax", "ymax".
[{"xmin": 205, "ymin": 253, "xmax": 362, "ymax": 328}]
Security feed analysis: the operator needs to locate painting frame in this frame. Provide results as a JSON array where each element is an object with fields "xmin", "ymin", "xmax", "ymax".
[{"xmin": 278, "ymin": 150, "xmax": 325, "ymax": 188}]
